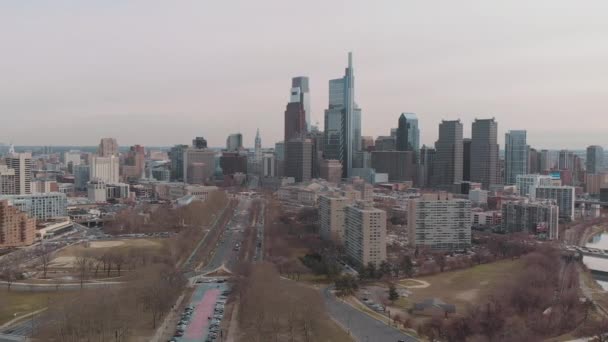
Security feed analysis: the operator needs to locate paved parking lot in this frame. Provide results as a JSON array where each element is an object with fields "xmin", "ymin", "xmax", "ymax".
[{"xmin": 172, "ymin": 282, "xmax": 228, "ymax": 342}]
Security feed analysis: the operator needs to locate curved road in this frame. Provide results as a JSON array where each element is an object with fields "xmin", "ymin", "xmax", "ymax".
[{"xmin": 322, "ymin": 287, "xmax": 417, "ymax": 342}]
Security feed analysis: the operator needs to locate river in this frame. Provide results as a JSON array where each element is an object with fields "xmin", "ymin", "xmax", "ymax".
[{"xmin": 583, "ymin": 232, "xmax": 608, "ymax": 290}]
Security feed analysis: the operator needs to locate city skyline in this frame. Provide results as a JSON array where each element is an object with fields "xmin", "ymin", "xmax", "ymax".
[{"xmin": 2, "ymin": 2, "xmax": 608, "ymax": 148}]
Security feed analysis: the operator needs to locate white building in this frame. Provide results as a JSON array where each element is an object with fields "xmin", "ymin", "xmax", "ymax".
[
  {"xmin": 535, "ymin": 186, "xmax": 575, "ymax": 221},
  {"xmin": 90, "ymin": 155, "xmax": 119, "ymax": 184},
  {"xmin": 87, "ymin": 180, "xmax": 107, "ymax": 202},
  {"xmin": 63, "ymin": 151, "xmax": 81, "ymax": 167},
  {"xmin": 344, "ymin": 201, "xmax": 387, "ymax": 267},
  {"xmin": 516, "ymin": 174, "xmax": 553, "ymax": 198},
  {"xmin": 408, "ymin": 192, "xmax": 472, "ymax": 251},
  {"xmin": 0, "ymin": 192, "xmax": 67, "ymax": 221},
  {"xmin": 319, "ymin": 193, "xmax": 352, "ymax": 243},
  {"xmin": 184, "ymin": 185, "xmax": 218, "ymax": 201}
]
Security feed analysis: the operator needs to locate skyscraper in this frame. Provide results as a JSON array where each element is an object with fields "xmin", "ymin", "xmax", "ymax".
[
  {"xmin": 285, "ymin": 138, "xmax": 312, "ymax": 183},
  {"xmin": 431, "ymin": 120, "xmax": 463, "ymax": 189},
  {"xmin": 169, "ymin": 144, "xmax": 188, "ymax": 181},
  {"xmin": 226, "ymin": 133, "xmax": 243, "ymax": 151},
  {"xmin": 192, "ymin": 137, "xmax": 208, "ymax": 149},
  {"xmin": 505, "ymin": 130, "xmax": 529, "ymax": 185},
  {"xmin": 284, "ymin": 80, "xmax": 307, "ymax": 143},
  {"xmin": 396, "ymin": 114, "xmax": 410, "ymax": 151},
  {"xmin": 586, "ymin": 145, "xmax": 604, "ymax": 174},
  {"xmin": 90, "ymin": 155, "xmax": 119, "ymax": 184},
  {"xmin": 344, "ymin": 201, "xmax": 387, "ymax": 267},
  {"xmin": 323, "ymin": 52, "xmax": 361, "ymax": 179},
  {"xmin": 98, "ymin": 138, "xmax": 118, "ymax": 157},
  {"xmin": 403, "ymin": 113, "xmax": 420, "ymax": 155},
  {"xmin": 463, "ymin": 138, "xmax": 471, "ymax": 181},
  {"xmin": 470, "ymin": 118, "xmax": 499, "ymax": 189},
  {"xmin": 292, "ymin": 77, "xmax": 311, "ymax": 131}
]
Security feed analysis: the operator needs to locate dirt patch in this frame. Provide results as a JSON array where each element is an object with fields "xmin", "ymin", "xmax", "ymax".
[
  {"xmin": 455, "ymin": 289, "xmax": 479, "ymax": 301},
  {"xmin": 89, "ymin": 241, "xmax": 125, "ymax": 248}
]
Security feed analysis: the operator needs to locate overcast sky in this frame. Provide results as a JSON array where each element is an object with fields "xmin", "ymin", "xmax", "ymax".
[{"xmin": 1, "ymin": 1, "xmax": 607, "ymax": 149}]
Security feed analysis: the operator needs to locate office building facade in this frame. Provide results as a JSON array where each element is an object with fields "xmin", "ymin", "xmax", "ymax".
[
  {"xmin": 431, "ymin": 120, "xmax": 463, "ymax": 189},
  {"xmin": 470, "ymin": 118, "xmax": 499, "ymax": 189},
  {"xmin": 587, "ymin": 145, "xmax": 604, "ymax": 174},
  {"xmin": 90, "ymin": 155, "xmax": 120, "ymax": 184},
  {"xmin": 505, "ymin": 130, "xmax": 529, "ymax": 185},
  {"xmin": 285, "ymin": 138, "xmax": 312, "ymax": 183}
]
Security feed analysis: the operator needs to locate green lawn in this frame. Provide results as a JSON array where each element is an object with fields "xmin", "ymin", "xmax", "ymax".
[{"xmin": 0, "ymin": 291, "xmax": 57, "ymax": 325}]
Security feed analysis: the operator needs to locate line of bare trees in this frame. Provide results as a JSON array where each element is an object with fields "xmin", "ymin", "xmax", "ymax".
[{"xmin": 234, "ymin": 262, "xmax": 343, "ymax": 342}]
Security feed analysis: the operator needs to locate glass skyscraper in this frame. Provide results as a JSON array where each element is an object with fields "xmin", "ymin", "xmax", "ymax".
[
  {"xmin": 403, "ymin": 113, "xmax": 420, "ymax": 154},
  {"xmin": 323, "ymin": 52, "xmax": 361, "ymax": 178},
  {"xmin": 505, "ymin": 130, "xmax": 529, "ymax": 185}
]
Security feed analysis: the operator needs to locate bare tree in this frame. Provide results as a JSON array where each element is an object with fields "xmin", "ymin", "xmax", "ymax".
[
  {"xmin": 73, "ymin": 256, "xmax": 89, "ymax": 289},
  {"xmin": 36, "ymin": 245, "xmax": 52, "ymax": 279},
  {"xmin": 1, "ymin": 266, "xmax": 17, "ymax": 291}
]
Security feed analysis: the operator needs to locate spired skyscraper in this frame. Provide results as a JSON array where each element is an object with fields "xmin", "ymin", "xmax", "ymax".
[
  {"xmin": 504, "ymin": 130, "xmax": 529, "ymax": 185},
  {"xmin": 323, "ymin": 52, "xmax": 362, "ymax": 179}
]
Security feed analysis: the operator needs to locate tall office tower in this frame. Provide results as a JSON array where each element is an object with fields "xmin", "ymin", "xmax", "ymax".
[
  {"xmin": 431, "ymin": 120, "xmax": 463, "ymax": 190},
  {"xmin": 183, "ymin": 142, "xmax": 215, "ymax": 185},
  {"xmin": 344, "ymin": 201, "xmax": 387, "ymax": 267},
  {"xmin": 5, "ymin": 153, "xmax": 32, "ymax": 195},
  {"xmin": 169, "ymin": 144, "xmax": 188, "ymax": 181},
  {"xmin": 319, "ymin": 193, "xmax": 352, "ymax": 243},
  {"xmin": 535, "ymin": 186, "xmax": 575, "ymax": 221},
  {"xmin": 558, "ymin": 150, "xmax": 575, "ymax": 170},
  {"xmin": 0, "ymin": 200, "xmax": 36, "ymax": 247},
  {"xmin": 192, "ymin": 137, "xmax": 208, "ymax": 149},
  {"xmin": 408, "ymin": 192, "xmax": 472, "ymax": 251},
  {"xmin": 374, "ymin": 136, "xmax": 396, "ymax": 151},
  {"xmin": 396, "ymin": 114, "xmax": 410, "ymax": 151},
  {"xmin": 540, "ymin": 149, "xmax": 550, "ymax": 172},
  {"xmin": 226, "ymin": 133, "xmax": 243, "ymax": 152},
  {"xmin": 285, "ymin": 138, "xmax": 312, "ymax": 183},
  {"xmin": 262, "ymin": 153, "xmax": 276, "ymax": 178},
  {"xmin": 90, "ymin": 155, "xmax": 119, "ymax": 184},
  {"xmin": 73, "ymin": 164, "xmax": 90, "ymax": 191},
  {"xmin": 371, "ymin": 151, "xmax": 416, "ymax": 182},
  {"xmin": 505, "ymin": 130, "xmax": 529, "ymax": 185},
  {"xmin": 361, "ymin": 136, "xmax": 374, "ymax": 151},
  {"xmin": 470, "ymin": 118, "xmax": 499, "ymax": 189},
  {"xmin": 254, "ymin": 129, "xmax": 262, "ymax": 163},
  {"xmin": 502, "ymin": 200, "xmax": 559, "ymax": 240},
  {"xmin": 284, "ymin": 87, "xmax": 307, "ymax": 143},
  {"xmin": 403, "ymin": 113, "xmax": 420, "ymax": 155},
  {"xmin": 586, "ymin": 145, "xmax": 604, "ymax": 174},
  {"xmin": 417, "ymin": 146, "xmax": 436, "ymax": 188},
  {"xmin": 463, "ymin": 138, "xmax": 471, "ymax": 181},
  {"xmin": 292, "ymin": 76, "xmax": 311, "ymax": 131},
  {"xmin": 528, "ymin": 148, "xmax": 540, "ymax": 174},
  {"xmin": 98, "ymin": 138, "xmax": 119, "ymax": 157},
  {"xmin": 323, "ymin": 52, "xmax": 361, "ymax": 179},
  {"xmin": 121, "ymin": 144, "xmax": 145, "ymax": 180},
  {"xmin": 274, "ymin": 141, "xmax": 285, "ymax": 178}
]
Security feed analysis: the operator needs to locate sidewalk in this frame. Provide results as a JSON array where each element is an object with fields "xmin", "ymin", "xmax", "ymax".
[{"xmin": 150, "ymin": 294, "xmax": 185, "ymax": 342}]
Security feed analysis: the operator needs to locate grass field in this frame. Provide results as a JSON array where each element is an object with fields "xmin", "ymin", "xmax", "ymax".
[
  {"xmin": 405, "ymin": 259, "xmax": 524, "ymax": 313},
  {"xmin": 0, "ymin": 290, "xmax": 80, "ymax": 326}
]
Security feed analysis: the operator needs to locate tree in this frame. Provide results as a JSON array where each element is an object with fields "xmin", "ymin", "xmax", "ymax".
[
  {"xmin": 400, "ymin": 255, "xmax": 414, "ymax": 278},
  {"xmin": 379, "ymin": 260, "xmax": 392, "ymax": 278},
  {"xmin": 37, "ymin": 245, "xmax": 52, "ymax": 279},
  {"xmin": 1, "ymin": 266, "xmax": 17, "ymax": 291},
  {"xmin": 335, "ymin": 274, "xmax": 359, "ymax": 297},
  {"xmin": 73, "ymin": 256, "xmax": 89, "ymax": 289},
  {"xmin": 388, "ymin": 283, "xmax": 399, "ymax": 303},
  {"xmin": 433, "ymin": 253, "xmax": 447, "ymax": 272}
]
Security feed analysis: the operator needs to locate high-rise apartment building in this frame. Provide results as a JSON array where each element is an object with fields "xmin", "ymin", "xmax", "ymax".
[
  {"xmin": 516, "ymin": 174, "xmax": 553, "ymax": 198},
  {"xmin": 0, "ymin": 165, "xmax": 16, "ymax": 195},
  {"xmin": 0, "ymin": 192, "xmax": 67, "ymax": 221},
  {"xmin": 408, "ymin": 192, "xmax": 472, "ymax": 251},
  {"xmin": 285, "ymin": 138, "xmax": 312, "ymax": 183},
  {"xmin": 324, "ymin": 52, "xmax": 361, "ymax": 179},
  {"xmin": 319, "ymin": 193, "xmax": 352, "ymax": 243},
  {"xmin": 0, "ymin": 199, "xmax": 36, "ymax": 247},
  {"xmin": 504, "ymin": 130, "xmax": 529, "ymax": 185},
  {"xmin": 535, "ymin": 186, "xmax": 575, "ymax": 221},
  {"xmin": 344, "ymin": 201, "xmax": 386, "ymax": 267},
  {"xmin": 121, "ymin": 144, "xmax": 145, "ymax": 181},
  {"xmin": 470, "ymin": 118, "xmax": 499, "ymax": 189},
  {"xmin": 5, "ymin": 153, "xmax": 32, "ymax": 195},
  {"xmin": 98, "ymin": 138, "xmax": 119, "ymax": 157},
  {"xmin": 540, "ymin": 149, "xmax": 551, "ymax": 172},
  {"xmin": 587, "ymin": 145, "xmax": 604, "ymax": 174},
  {"xmin": 90, "ymin": 155, "xmax": 120, "ymax": 184},
  {"xmin": 431, "ymin": 120, "xmax": 463, "ymax": 189},
  {"xmin": 502, "ymin": 200, "xmax": 559, "ymax": 239}
]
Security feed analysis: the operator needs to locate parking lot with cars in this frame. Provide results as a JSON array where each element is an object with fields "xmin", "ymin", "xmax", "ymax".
[{"xmin": 168, "ymin": 280, "xmax": 230, "ymax": 342}]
